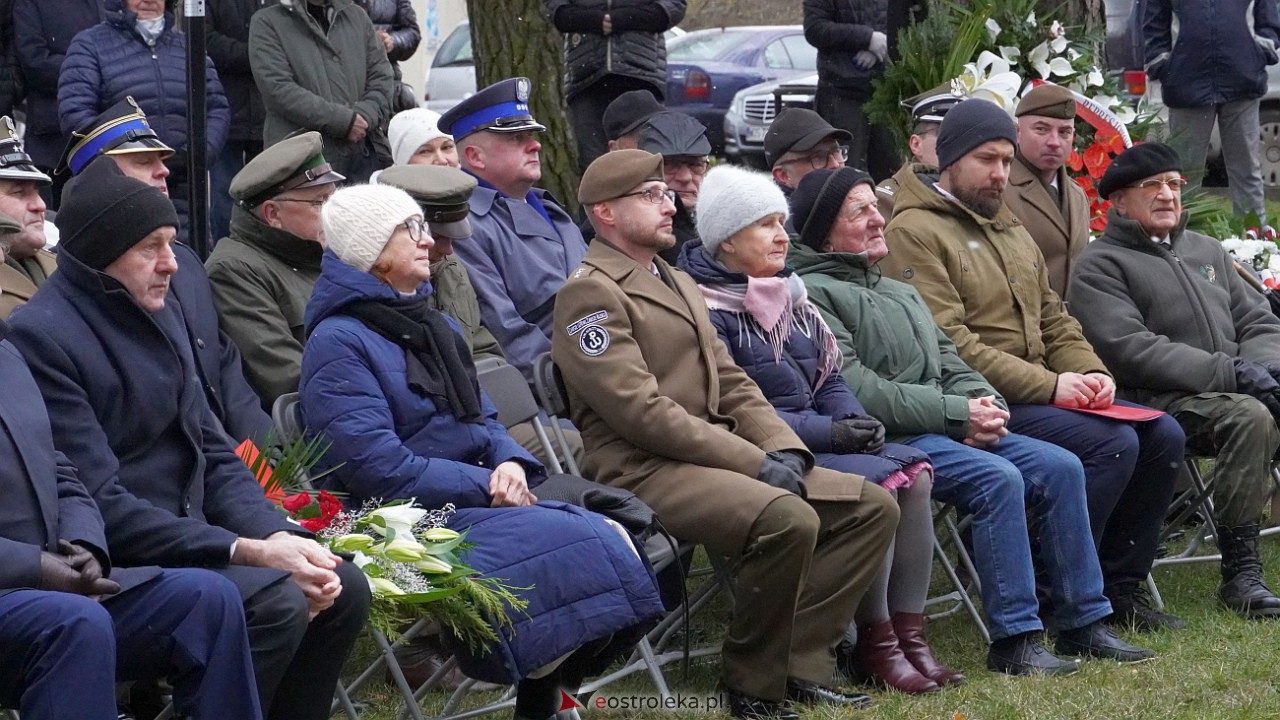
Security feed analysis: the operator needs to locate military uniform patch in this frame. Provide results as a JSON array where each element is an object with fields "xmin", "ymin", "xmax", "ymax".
[
  {"xmin": 579, "ymin": 325, "xmax": 610, "ymax": 356},
  {"xmin": 566, "ymin": 310, "xmax": 607, "ymax": 336}
]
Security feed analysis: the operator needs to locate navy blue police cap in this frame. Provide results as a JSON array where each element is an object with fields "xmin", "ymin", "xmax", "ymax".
[
  {"xmin": 57, "ymin": 96, "xmax": 174, "ymax": 176},
  {"xmin": 438, "ymin": 77, "xmax": 547, "ymax": 142}
]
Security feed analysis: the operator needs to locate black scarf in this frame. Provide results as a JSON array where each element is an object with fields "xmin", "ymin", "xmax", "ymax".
[{"xmin": 342, "ymin": 296, "xmax": 483, "ymax": 424}]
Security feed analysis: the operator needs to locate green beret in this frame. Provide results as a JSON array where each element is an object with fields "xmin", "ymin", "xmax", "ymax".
[
  {"xmin": 1016, "ymin": 83, "xmax": 1077, "ymax": 119},
  {"xmin": 231, "ymin": 132, "xmax": 345, "ymax": 207},
  {"xmin": 376, "ymin": 164, "xmax": 477, "ymax": 239},
  {"xmin": 579, "ymin": 149, "xmax": 665, "ymax": 205}
]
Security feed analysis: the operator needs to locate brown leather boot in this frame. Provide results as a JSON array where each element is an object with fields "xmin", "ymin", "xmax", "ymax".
[
  {"xmin": 843, "ymin": 621, "xmax": 938, "ymax": 694},
  {"xmin": 892, "ymin": 612, "xmax": 965, "ymax": 687}
]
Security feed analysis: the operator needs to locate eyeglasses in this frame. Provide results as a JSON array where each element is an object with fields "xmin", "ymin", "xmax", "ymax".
[
  {"xmin": 272, "ymin": 195, "xmax": 332, "ymax": 208},
  {"xmin": 785, "ymin": 145, "xmax": 850, "ymax": 170},
  {"xmin": 618, "ymin": 187, "xmax": 676, "ymax": 205},
  {"xmin": 1130, "ymin": 176, "xmax": 1188, "ymax": 192},
  {"xmin": 401, "ymin": 217, "xmax": 427, "ymax": 242},
  {"xmin": 665, "ymin": 157, "xmax": 710, "ymax": 176}
]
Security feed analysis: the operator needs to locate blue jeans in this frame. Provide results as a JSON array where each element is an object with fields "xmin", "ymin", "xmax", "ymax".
[{"xmin": 909, "ymin": 432, "xmax": 1112, "ymax": 641}]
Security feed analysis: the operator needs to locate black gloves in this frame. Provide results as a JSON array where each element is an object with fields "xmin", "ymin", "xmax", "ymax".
[
  {"xmin": 1233, "ymin": 358, "xmax": 1280, "ymax": 422},
  {"xmin": 831, "ymin": 416, "xmax": 886, "ymax": 455},
  {"xmin": 38, "ymin": 540, "xmax": 120, "ymax": 598},
  {"xmin": 757, "ymin": 451, "xmax": 808, "ymax": 498}
]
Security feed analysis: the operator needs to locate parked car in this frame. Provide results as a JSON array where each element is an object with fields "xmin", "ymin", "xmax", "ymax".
[
  {"xmin": 422, "ymin": 22, "xmax": 686, "ymax": 116},
  {"xmin": 664, "ymin": 26, "xmax": 816, "ymax": 153},
  {"xmin": 723, "ymin": 73, "xmax": 818, "ymax": 168}
]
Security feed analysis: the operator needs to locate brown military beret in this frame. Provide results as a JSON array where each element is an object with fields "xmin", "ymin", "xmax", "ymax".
[
  {"xmin": 578, "ymin": 149, "xmax": 665, "ymax": 205},
  {"xmin": 1016, "ymin": 83, "xmax": 1077, "ymax": 119}
]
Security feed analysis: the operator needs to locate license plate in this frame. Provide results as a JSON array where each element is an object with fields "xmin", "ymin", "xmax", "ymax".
[{"xmin": 744, "ymin": 125, "xmax": 768, "ymax": 143}]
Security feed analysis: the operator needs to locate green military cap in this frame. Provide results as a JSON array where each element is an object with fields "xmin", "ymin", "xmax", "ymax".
[
  {"xmin": 231, "ymin": 131, "xmax": 345, "ymax": 208},
  {"xmin": 376, "ymin": 164, "xmax": 477, "ymax": 239},
  {"xmin": 578, "ymin": 149, "xmax": 664, "ymax": 205},
  {"xmin": 902, "ymin": 81, "xmax": 967, "ymax": 124},
  {"xmin": 1016, "ymin": 83, "xmax": 1077, "ymax": 119}
]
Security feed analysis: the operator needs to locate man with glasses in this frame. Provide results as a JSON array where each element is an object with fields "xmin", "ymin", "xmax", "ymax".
[
  {"xmin": 765, "ymin": 107, "xmax": 851, "ymax": 197},
  {"xmin": 882, "ymin": 99, "xmax": 1188, "ymax": 634},
  {"xmin": 875, "ymin": 82, "xmax": 963, "ymax": 222},
  {"xmin": 554, "ymin": 149, "xmax": 896, "ymax": 719},
  {"xmin": 440, "ymin": 77, "xmax": 587, "ymax": 381},
  {"xmin": 205, "ymin": 131, "xmax": 345, "ymax": 410},
  {"xmin": 632, "ymin": 109, "xmax": 712, "ymax": 263},
  {"xmin": 1004, "ymin": 84, "xmax": 1090, "ymax": 299},
  {"xmin": 1069, "ymin": 142, "xmax": 1280, "ymax": 619}
]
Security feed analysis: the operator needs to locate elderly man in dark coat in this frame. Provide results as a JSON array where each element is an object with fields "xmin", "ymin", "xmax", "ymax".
[
  {"xmin": 7, "ymin": 164, "xmax": 370, "ymax": 720},
  {"xmin": 554, "ymin": 150, "xmax": 899, "ymax": 720},
  {"xmin": 1069, "ymin": 142, "xmax": 1280, "ymax": 619},
  {"xmin": 0, "ymin": 319, "xmax": 265, "ymax": 720}
]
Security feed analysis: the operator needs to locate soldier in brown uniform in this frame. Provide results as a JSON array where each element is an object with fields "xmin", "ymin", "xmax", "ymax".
[
  {"xmin": 552, "ymin": 149, "xmax": 898, "ymax": 720},
  {"xmin": 1004, "ymin": 83, "xmax": 1091, "ymax": 299},
  {"xmin": 874, "ymin": 82, "xmax": 964, "ymax": 222},
  {"xmin": 0, "ymin": 117, "xmax": 56, "ymax": 319}
]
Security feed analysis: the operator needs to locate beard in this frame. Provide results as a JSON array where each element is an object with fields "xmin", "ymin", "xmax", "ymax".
[
  {"xmin": 617, "ymin": 214, "xmax": 676, "ymax": 252},
  {"xmin": 951, "ymin": 183, "xmax": 1003, "ymax": 219}
]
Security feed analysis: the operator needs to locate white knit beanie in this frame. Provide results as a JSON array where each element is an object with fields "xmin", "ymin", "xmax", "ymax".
[
  {"xmin": 695, "ymin": 164, "xmax": 789, "ymax": 255},
  {"xmin": 388, "ymin": 108, "xmax": 451, "ymax": 166},
  {"xmin": 321, "ymin": 184, "xmax": 423, "ymax": 273}
]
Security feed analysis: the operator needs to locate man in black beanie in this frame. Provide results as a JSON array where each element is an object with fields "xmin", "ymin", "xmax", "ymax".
[
  {"xmin": 6, "ymin": 165, "xmax": 371, "ymax": 720},
  {"xmin": 880, "ymin": 98, "xmax": 1189, "ymax": 635},
  {"xmin": 1069, "ymin": 142, "xmax": 1280, "ymax": 619}
]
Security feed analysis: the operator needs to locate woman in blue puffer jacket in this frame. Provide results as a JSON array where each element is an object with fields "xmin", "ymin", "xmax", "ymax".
[
  {"xmin": 299, "ymin": 184, "xmax": 663, "ymax": 720},
  {"xmin": 58, "ymin": 0, "xmax": 229, "ymax": 236},
  {"xmin": 680, "ymin": 165, "xmax": 958, "ymax": 695}
]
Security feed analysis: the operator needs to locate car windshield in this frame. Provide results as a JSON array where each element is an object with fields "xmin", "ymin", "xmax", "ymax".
[
  {"xmin": 668, "ymin": 30, "xmax": 756, "ymax": 61},
  {"xmin": 433, "ymin": 25, "xmax": 473, "ymax": 67}
]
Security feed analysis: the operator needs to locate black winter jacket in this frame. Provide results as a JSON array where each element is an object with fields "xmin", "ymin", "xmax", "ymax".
[
  {"xmin": 545, "ymin": 0, "xmax": 686, "ymax": 100},
  {"xmin": 1144, "ymin": 0, "xmax": 1280, "ymax": 107},
  {"xmin": 803, "ymin": 0, "xmax": 925, "ymax": 96},
  {"xmin": 207, "ymin": 0, "xmax": 276, "ymax": 144},
  {"xmin": 354, "ymin": 0, "xmax": 419, "ymax": 65},
  {"xmin": 13, "ymin": 0, "xmax": 103, "ymax": 140}
]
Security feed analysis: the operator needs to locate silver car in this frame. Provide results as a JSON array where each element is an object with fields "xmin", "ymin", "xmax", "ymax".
[{"xmin": 724, "ymin": 73, "xmax": 817, "ymax": 169}]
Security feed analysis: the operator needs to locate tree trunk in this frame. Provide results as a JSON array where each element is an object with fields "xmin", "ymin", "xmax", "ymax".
[{"xmin": 465, "ymin": 0, "xmax": 579, "ymax": 214}]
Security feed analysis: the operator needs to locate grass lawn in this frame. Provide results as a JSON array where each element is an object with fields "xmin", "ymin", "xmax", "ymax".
[{"xmin": 339, "ymin": 530, "xmax": 1280, "ymax": 720}]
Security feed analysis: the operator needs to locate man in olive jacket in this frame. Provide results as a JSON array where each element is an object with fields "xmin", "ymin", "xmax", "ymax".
[
  {"xmin": 882, "ymin": 99, "xmax": 1187, "ymax": 631},
  {"xmin": 554, "ymin": 150, "xmax": 897, "ymax": 720},
  {"xmin": 249, "ymin": 0, "xmax": 393, "ymax": 180},
  {"xmin": 206, "ymin": 131, "xmax": 344, "ymax": 411},
  {"xmin": 1069, "ymin": 142, "xmax": 1280, "ymax": 619}
]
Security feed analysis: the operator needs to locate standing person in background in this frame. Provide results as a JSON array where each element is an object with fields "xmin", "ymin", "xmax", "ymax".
[
  {"xmin": 803, "ymin": 0, "xmax": 926, "ymax": 181},
  {"xmin": 544, "ymin": 0, "xmax": 687, "ymax": 172},
  {"xmin": 12, "ymin": 0, "xmax": 104, "ymax": 208},
  {"xmin": 58, "ymin": 0, "xmax": 230, "ymax": 239},
  {"xmin": 207, "ymin": 0, "xmax": 277, "ymax": 242},
  {"xmin": 250, "ymin": 0, "xmax": 394, "ymax": 181},
  {"xmin": 354, "ymin": 0, "xmax": 420, "ymax": 112},
  {"xmin": 1144, "ymin": 0, "xmax": 1280, "ymax": 222},
  {"xmin": 0, "ymin": 0, "xmax": 22, "ymax": 120}
]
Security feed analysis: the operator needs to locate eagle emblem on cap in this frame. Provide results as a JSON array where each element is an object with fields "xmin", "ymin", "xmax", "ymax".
[
  {"xmin": 0, "ymin": 116, "xmax": 14, "ymax": 137},
  {"xmin": 517, "ymin": 78, "xmax": 531, "ymax": 102}
]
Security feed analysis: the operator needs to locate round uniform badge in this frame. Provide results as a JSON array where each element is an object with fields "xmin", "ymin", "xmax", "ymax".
[{"xmin": 579, "ymin": 325, "xmax": 610, "ymax": 356}]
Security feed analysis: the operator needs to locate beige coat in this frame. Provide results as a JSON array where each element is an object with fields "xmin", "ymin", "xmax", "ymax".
[
  {"xmin": 551, "ymin": 240, "xmax": 863, "ymax": 552},
  {"xmin": 1004, "ymin": 156, "xmax": 1091, "ymax": 298},
  {"xmin": 880, "ymin": 167, "xmax": 1107, "ymax": 405},
  {"xmin": 0, "ymin": 250, "xmax": 56, "ymax": 320}
]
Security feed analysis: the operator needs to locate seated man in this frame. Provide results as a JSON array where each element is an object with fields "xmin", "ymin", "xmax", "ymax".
[
  {"xmin": 7, "ymin": 167, "xmax": 370, "ymax": 720},
  {"xmin": 553, "ymin": 149, "xmax": 899, "ymax": 720},
  {"xmin": 874, "ymin": 82, "xmax": 964, "ymax": 222},
  {"xmin": 0, "ymin": 116, "xmax": 56, "ymax": 318},
  {"xmin": 765, "ymin": 107, "xmax": 851, "ymax": 197},
  {"xmin": 60, "ymin": 100, "xmax": 272, "ymax": 443},
  {"xmin": 601, "ymin": 88, "xmax": 664, "ymax": 151},
  {"xmin": 0, "ymin": 320, "xmax": 264, "ymax": 720},
  {"xmin": 1069, "ymin": 142, "xmax": 1280, "ymax": 618},
  {"xmin": 205, "ymin": 131, "xmax": 345, "ymax": 410},
  {"xmin": 881, "ymin": 98, "xmax": 1187, "ymax": 630},
  {"xmin": 788, "ymin": 165, "xmax": 1152, "ymax": 675},
  {"xmin": 440, "ymin": 77, "xmax": 587, "ymax": 379}
]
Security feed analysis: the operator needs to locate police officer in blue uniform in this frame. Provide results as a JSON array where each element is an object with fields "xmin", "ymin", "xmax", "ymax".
[{"xmin": 439, "ymin": 77, "xmax": 588, "ymax": 380}]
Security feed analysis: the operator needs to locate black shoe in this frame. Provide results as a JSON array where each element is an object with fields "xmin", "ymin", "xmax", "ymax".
[
  {"xmin": 986, "ymin": 632, "xmax": 1079, "ymax": 676},
  {"xmin": 720, "ymin": 685, "xmax": 799, "ymax": 720},
  {"xmin": 783, "ymin": 678, "xmax": 874, "ymax": 708},
  {"xmin": 1218, "ymin": 524, "xmax": 1280, "ymax": 619},
  {"xmin": 1055, "ymin": 622, "xmax": 1154, "ymax": 663},
  {"xmin": 1105, "ymin": 583, "xmax": 1188, "ymax": 631}
]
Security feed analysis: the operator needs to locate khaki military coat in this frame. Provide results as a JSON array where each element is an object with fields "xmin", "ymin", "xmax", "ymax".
[
  {"xmin": 0, "ymin": 249, "xmax": 56, "ymax": 320},
  {"xmin": 1004, "ymin": 156, "xmax": 1091, "ymax": 298},
  {"xmin": 551, "ymin": 240, "xmax": 863, "ymax": 552},
  {"xmin": 881, "ymin": 169, "xmax": 1107, "ymax": 405}
]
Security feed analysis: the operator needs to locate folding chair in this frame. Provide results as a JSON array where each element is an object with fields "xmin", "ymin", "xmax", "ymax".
[{"xmin": 925, "ymin": 502, "xmax": 991, "ymax": 645}]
